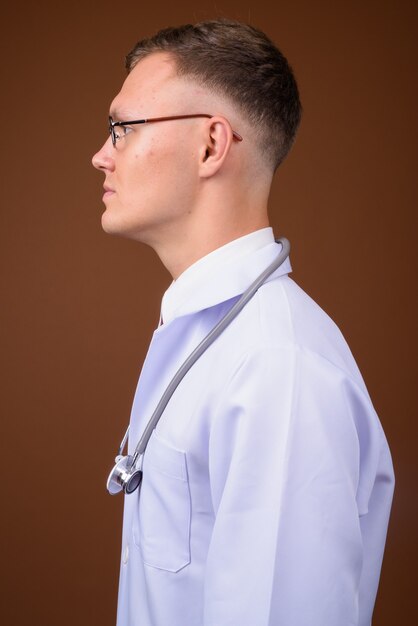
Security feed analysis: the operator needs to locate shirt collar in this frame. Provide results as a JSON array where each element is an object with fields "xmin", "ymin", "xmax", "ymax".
[{"xmin": 159, "ymin": 227, "xmax": 292, "ymax": 325}]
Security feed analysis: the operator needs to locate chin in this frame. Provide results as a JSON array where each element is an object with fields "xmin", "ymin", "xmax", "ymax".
[
  {"xmin": 101, "ymin": 210, "xmax": 150, "ymax": 243},
  {"xmin": 101, "ymin": 210, "xmax": 119, "ymax": 234},
  {"xmin": 101, "ymin": 210, "xmax": 130, "ymax": 237}
]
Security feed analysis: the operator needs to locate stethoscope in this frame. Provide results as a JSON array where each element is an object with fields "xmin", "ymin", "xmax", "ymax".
[{"xmin": 106, "ymin": 237, "xmax": 290, "ymax": 496}]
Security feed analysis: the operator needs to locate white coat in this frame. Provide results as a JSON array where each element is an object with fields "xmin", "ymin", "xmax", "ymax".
[{"xmin": 116, "ymin": 228, "xmax": 394, "ymax": 626}]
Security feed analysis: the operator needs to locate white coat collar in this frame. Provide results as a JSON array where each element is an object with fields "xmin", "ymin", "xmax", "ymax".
[{"xmin": 159, "ymin": 228, "xmax": 292, "ymax": 325}]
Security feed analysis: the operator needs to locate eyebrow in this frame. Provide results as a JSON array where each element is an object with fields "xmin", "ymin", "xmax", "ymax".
[{"xmin": 109, "ymin": 108, "xmax": 139, "ymax": 121}]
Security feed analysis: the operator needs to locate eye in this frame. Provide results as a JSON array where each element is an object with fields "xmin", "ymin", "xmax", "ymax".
[{"xmin": 115, "ymin": 125, "xmax": 133, "ymax": 142}]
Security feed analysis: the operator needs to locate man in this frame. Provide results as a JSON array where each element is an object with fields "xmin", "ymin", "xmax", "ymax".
[{"xmin": 92, "ymin": 19, "xmax": 394, "ymax": 626}]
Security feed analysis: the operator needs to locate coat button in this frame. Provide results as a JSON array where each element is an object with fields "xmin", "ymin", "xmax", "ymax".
[{"xmin": 122, "ymin": 544, "xmax": 129, "ymax": 564}]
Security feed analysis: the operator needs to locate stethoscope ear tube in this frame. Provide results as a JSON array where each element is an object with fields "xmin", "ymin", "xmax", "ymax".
[{"xmin": 106, "ymin": 237, "xmax": 290, "ymax": 495}]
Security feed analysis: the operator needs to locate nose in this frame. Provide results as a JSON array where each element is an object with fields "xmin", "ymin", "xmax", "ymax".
[{"xmin": 92, "ymin": 136, "xmax": 115, "ymax": 172}]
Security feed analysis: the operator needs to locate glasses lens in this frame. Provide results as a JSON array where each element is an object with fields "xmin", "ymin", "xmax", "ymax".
[{"xmin": 108, "ymin": 117, "xmax": 116, "ymax": 146}]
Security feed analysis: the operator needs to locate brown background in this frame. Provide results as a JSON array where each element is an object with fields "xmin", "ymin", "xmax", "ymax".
[{"xmin": 1, "ymin": 0, "xmax": 416, "ymax": 624}]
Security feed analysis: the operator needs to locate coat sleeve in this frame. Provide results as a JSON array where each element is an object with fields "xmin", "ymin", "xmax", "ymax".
[{"xmin": 204, "ymin": 344, "xmax": 384, "ymax": 626}]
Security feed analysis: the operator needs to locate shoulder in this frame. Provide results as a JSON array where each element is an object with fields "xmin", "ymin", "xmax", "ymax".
[
  {"xmin": 199, "ymin": 273, "xmax": 370, "ymax": 408},
  {"xmin": 254, "ymin": 275, "xmax": 367, "ymax": 392}
]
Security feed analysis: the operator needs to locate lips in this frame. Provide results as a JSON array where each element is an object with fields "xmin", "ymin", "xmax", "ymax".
[{"xmin": 102, "ymin": 183, "xmax": 116, "ymax": 201}]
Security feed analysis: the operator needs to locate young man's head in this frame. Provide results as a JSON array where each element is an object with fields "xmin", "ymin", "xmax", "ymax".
[
  {"xmin": 126, "ymin": 20, "xmax": 301, "ymax": 171},
  {"xmin": 92, "ymin": 19, "xmax": 301, "ymax": 277}
]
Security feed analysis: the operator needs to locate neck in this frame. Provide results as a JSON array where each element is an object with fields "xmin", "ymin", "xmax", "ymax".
[
  {"xmin": 153, "ymin": 201, "xmax": 270, "ymax": 279},
  {"xmin": 160, "ymin": 219, "xmax": 270, "ymax": 280},
  {"xmin": 146, "ymin": 174, "xmax": 272, "ymax": 279}
]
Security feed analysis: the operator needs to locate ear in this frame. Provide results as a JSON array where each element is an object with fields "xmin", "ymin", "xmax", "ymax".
[{"xmin": 198, "ymin": 116, "xmax": 235, "ymax": 178}]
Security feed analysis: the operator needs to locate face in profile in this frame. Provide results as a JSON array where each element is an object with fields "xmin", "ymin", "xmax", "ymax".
[{"xmin": 92, "ymin": 53, "xmax": 208, "ymax": 246}]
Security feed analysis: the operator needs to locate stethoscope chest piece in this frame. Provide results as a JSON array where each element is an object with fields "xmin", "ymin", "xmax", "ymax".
[{"xmin": 107, "ymin": 454, "xmax": 143, "ymax": 495}]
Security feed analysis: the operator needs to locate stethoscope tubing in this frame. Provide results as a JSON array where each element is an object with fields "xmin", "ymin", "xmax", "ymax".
[{"xmin": 116, "ymin": 237, "xmax": 290, "ymax": 472}]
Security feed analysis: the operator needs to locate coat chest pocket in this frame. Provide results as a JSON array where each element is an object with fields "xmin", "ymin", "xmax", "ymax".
[{"xmin": 133, "ymin": 431, "xmax": 191, "ymax": 572}]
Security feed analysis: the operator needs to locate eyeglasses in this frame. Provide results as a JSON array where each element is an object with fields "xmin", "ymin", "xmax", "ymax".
[{"xmin": 108, "ymin": 114, "xmax": 243, "ymax": 146}]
